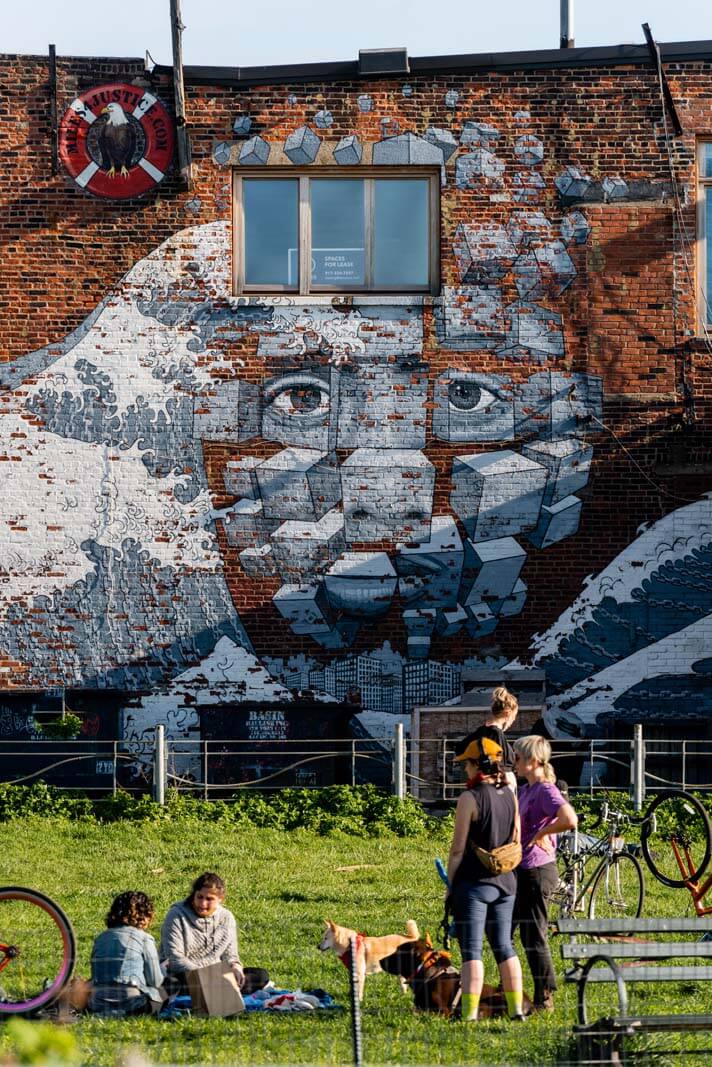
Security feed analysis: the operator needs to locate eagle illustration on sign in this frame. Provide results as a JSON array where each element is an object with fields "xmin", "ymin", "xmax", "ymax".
[
  {"xmin": 98, "ymin": 102, "xmax": 137, "ymax": 178},
  {"xmin": 59, "ymin": 83, "xmax": 174, "ymax": 199}
]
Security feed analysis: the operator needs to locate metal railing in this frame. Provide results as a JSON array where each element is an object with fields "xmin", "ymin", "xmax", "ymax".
[
  {"xmin": 0, "ymin": 734, "xmax": 403, "ymax": 800},
  {"xmin": 1, "ymin": 726, "xmax": 712, "ymax": 804}
]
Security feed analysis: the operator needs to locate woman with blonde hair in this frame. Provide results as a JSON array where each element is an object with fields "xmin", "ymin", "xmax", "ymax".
[
  {"xmin": 512, "ymin": 735, "xmax": 577, "ymax": 1013},
  {"xmin": 456, "ymin": 687, "xmax": 519, "ymax": 787}
]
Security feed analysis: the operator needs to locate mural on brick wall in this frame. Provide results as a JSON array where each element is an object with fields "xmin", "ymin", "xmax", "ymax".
[
  {"xmin": 2, "ymin": 98, "xmax": 690, "ymax": 749},
  {"xmin": 533, "ymin": 497, "xmax": 712, "ymax": 737}
]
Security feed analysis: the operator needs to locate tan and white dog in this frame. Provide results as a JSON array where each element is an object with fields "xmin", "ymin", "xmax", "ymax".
[{"xmin": 318, "ymin": 918, "xmax": 420, "ymax": 1001}]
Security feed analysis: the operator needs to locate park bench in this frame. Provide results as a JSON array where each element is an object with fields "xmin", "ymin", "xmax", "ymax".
[{"xmin": 557, "ymin": 916, "xmax": 712, "ymax": 1065}]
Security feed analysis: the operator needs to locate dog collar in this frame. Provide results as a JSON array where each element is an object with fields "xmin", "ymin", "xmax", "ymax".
[
  {"xmin": 405, "ymin": 949, "xmax": 442, "ymax": 983},
  {"xmin": 338, "ymin": 932, "xmax": 365, "ymax": 970}
]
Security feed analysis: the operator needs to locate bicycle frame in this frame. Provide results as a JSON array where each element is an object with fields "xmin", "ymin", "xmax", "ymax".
[
  {"xmin": 670, "ymin": 838, "xmax": 712, "ymax": 916},
  {"xmin": 559, "ymin": 831, "xmax": 628, "ymax": 916},
  {"xmin": 0, "ymin": 943, "xmax": 19, "ymax": 972}
]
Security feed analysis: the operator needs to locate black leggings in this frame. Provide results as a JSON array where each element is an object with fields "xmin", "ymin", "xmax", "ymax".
[{"xmin": 512, "ymin": 863, "xmax": 558, "ymax": 1002}]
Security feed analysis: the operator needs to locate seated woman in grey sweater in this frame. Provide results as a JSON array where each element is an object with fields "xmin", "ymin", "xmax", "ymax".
[
  {"xmin": 160, "ymin": 872, "xmax": 268, "ymax": 995},
  {"xmin": 90, "ymin": 891, "xmax": 165, "ymax": 1016}
]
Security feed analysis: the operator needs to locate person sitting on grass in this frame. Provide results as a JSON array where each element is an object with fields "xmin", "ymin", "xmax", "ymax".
[
  {"xmin": 160, "ymin": 872, "xmax": 269, "ymax": 995},
  {"xmin": 89, "ymin": 891, "xmax": 165, "ymax": 1016}
]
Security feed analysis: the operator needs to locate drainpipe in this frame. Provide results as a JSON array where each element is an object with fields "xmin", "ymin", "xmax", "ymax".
[{"xmin": 560, "ymin": 0, "xmax": 574, "ymax": 49}]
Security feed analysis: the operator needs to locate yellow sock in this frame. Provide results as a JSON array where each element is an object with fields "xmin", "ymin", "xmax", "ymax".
[
  {"xmin": 461, "ymin": 992, "xmax": 480, "ymax": 1022},
  {"xmin": 505, "ymin": 990, "xmax": 523, "ymax": 1018}
]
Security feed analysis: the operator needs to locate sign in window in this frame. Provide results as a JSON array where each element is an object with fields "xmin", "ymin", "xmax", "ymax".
[{"xmin": 236, "ymin": 172, "xmax": 436, "ymax": 293}]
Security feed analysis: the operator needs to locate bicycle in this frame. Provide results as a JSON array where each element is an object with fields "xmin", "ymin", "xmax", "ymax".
[
  {"xmin": 638, "ymin": 789, "xmax": 712, "ymax": 903},
  {"xmin": 551, "ymin": 802, "xmax": 645, "ymax": 921},
  {"xmin": 0, "ymin": 887, "xmax": 76, "ymax": 1015},
  {"xmin": 553, "ymin": 789, "xmax": 712, "ymax": 922}
]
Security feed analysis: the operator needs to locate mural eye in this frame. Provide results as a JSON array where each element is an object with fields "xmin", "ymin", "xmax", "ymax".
[
  {"xmin": 448, "ymin": 380, "xmax": 497, "ymax": 412},
  {"xmin": 274, "ymin": 385, "xmax": 324, "ymax": 415},
  {"xmin": 265, "ymin": 374, "xmax": 330, "ymax": 419}
]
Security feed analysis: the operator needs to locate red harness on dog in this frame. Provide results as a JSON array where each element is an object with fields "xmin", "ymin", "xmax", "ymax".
[
  {"xmin": 402, "ymin": 946, "xmax": 462, "ymax": 1014},
  {"xmin": 338, "ymin": 933, "xmax": 365, "ymax": 970},
  {"xmin": 405, "ymin": 951, "xmax": 450, "ymax": 981}
]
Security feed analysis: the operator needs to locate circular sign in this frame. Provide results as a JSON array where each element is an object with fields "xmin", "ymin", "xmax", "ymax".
[{"xmin": 59, "ymin": 83, "xmax": 175, "ymax": 200}]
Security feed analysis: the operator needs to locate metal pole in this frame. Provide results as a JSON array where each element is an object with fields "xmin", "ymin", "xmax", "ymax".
[
  {"xmin": 153, "ymin": 724, "xmax": 166, "ymax": 805},
  {"xmin": 632, "ymin": 724, "xmax": 645, "ymax": 812},
  {"xmin": 203, "ymin": 740, "xmax": 209, "ymax": 801},
  {"xmin": 48, "ymin": 44, "xmax": 58, "ymax": 175},
  {"xmin": 351, "ymin": 739, "xmax": 356, "ymax": 787},
  {"xmin": 113, "ymin": 740, "xmax": 117, "ymax": 797},
  {"xmin": 589, "ymin": 741, "xmax": 594, "ymax": 797},
  {"xmin": 169, "ymin": 0, "xmax": 192, "ymax": 187},
  {"xmin": 442, "ymin": 736, "xmax": 448, "ymax": 803},
  {"xmin": 560, "ymin": 0, "xmax": 574, "ymax": 48},
  {"xmin": 349, "ymin": 934, "xmax": 364, "ymax": 1067},
  {"xmin": 394, "ymin": 722, "xmax": 405, "ymax": 800}
]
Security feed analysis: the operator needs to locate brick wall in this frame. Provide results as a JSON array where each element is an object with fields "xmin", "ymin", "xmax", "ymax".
[{"xmin": 0, "ymin": 50, "xmax": 711, "ymax": 748}]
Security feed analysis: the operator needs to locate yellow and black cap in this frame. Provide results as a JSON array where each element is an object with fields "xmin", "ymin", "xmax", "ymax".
[{"xmin": 453, "ymin": 734, "xmax": 503, "ymax": 768}]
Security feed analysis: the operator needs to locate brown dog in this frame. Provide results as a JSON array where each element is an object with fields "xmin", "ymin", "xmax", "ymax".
[
  {"xmin": 380, "ymin": 935, "xmax": 461, "ymax": 1015},
  {"xmin": 318, "ymin": 918, "xmax": 419, "ymax": 1001},
  {"xmin": 380, "ymin": 935, "xmax": 533, "ymax": 1018}
]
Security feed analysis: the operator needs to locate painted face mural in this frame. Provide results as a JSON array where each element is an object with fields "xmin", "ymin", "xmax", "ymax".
[
  {"xmin": 13, "ymin": 104, "xmax": 694, "ymax": 746},
  {"xmin": 222, "ymin": 306, "xmax": 601, "ymax": 665}
]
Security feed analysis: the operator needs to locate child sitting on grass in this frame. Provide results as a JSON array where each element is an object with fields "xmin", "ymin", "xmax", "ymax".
[{"xmin": 89, "ymin": 890, "xmax": 165, "ymax": 1016}]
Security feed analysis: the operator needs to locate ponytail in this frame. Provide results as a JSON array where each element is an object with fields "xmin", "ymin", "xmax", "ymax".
[{"xmin": 514, "ymin": 735, "xmax": 557, "ymax": 783}]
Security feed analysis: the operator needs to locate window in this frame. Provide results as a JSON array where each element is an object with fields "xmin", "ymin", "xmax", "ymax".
[
  {"xmin": 698, "ymin": 143, "xmax": 712, "ymax": 329},
  {"xmin": 233, "ymin": 170, "xmax": 439, "ymax": 294}
]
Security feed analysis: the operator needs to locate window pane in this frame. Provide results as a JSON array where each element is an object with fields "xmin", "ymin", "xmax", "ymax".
[
  {"xmin": 310, "ymin": 180, "xmax": 365, "ymax": 286},
  {"xmin": 243, "ymin": 179, "xmax": 298, "ymax": 287},
  {"xmin": 700, "ymin": 143, "xmax": 712, "ymax": 179},
  {"xmin": 707, "ymin": 188, "xmax": 712, "ymax": 325},
  {"xmin": 373, "ymin": 179, "xmax": 430, "ymax": 288}
]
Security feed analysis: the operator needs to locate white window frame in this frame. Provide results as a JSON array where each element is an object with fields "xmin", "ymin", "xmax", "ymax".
[
  {"xmin": 697, "ymin": 141, "xmax": 712, "ymax": 331},
  {"xmin": 233, "ymin": 167, "xmax": 440, "ymax": 296}
]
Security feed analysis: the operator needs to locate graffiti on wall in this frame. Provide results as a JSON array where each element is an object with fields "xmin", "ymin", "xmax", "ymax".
[
  {"xmin": 534, "ymin": 497, "xmax": 712, "ymax": 737},
  {"xmin": 3, "ymin": 94, "xmax": 694, "ymax": 745}
]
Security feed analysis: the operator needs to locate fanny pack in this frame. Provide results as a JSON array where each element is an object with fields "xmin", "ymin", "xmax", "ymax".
[
  {"xmin": 470, "ymin": 789, "xmax": 522, "ymax": 874},
  {"xmin": 472, "ymin": 840, "xmax": 522, "ymax": 875}
]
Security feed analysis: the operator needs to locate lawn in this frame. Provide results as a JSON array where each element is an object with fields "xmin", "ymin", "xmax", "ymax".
[{"xmin": 0, "ymin": 814, "xmax": 709, "ymax": 1065}]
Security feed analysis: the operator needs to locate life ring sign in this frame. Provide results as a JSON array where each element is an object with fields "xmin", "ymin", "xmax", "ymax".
[{"xmin": 59, "ymin": 83, "xmax": 175, "ymax": 199}]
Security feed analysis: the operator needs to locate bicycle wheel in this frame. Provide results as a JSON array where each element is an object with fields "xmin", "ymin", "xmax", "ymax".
[
  {"xmin": 0, "ymin": 887, "xmax": 75, "ymax": 1015},
  {"xmin": 640, "ymin": 790, "xmax": 712, "ymax": 888},
  {"xmin": 588, "ymin": 852, "xmax": 644, "ymax": 920}
]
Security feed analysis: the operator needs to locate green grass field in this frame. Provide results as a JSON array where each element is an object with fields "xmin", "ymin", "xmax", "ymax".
[{"xmin": 0, "ymin": 816, "xmax": 709, "ymax": 1065}]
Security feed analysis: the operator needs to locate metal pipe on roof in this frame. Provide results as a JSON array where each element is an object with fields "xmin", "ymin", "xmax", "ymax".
[{"xmin": 560, "ymin": 0, "xmax": 575, "ymax": 49}]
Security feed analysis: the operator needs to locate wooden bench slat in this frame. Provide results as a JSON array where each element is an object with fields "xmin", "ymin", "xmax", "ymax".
[
  {"xmin": 566, "ymin": 964, "xmax": 712, "ymax": 983},
  {"xmin": 557, "ymin": 917, "xmax": 712, "ymax": 934},
  {"xmin": 562, "ymin": 942, "xmax": 712, "ymax": 960}
]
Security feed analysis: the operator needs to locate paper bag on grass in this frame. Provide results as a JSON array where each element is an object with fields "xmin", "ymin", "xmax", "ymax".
[{"xmin": 186, "ymin": 962, "xmax": 245, "ymax": 1017}]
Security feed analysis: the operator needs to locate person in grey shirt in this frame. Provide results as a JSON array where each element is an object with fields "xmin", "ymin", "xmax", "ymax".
[
  {"xmin": 90, "ymin": 891, "xmax": 164, "ymax": 1016},
  {"xmin": 160, "ymin": 872, "xmax": 268, "ymax": 995}
]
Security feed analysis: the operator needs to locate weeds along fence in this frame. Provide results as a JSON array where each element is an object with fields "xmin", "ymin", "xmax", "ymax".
[{"xmin": 1, "ymin": 726, "xmax": 712, "ymax": 804}]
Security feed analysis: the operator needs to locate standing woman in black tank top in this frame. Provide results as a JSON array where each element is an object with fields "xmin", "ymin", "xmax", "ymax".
[{"xmin": 447, "ymin": 735, "xmax": 525, "ymax": 1023}]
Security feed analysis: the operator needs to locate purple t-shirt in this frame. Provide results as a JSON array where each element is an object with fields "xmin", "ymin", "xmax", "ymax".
[{"xmin": 519, "ymin": 780, "xmax": 566, "ymax": 870}]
